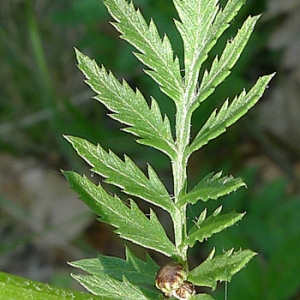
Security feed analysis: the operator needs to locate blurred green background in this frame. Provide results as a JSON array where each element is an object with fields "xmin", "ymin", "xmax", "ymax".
[{"xmin": 1, "ymin": 0, "xmax": 300, "ymax": 299}]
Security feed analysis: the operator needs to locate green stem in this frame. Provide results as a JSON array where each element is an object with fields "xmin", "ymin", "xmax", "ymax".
[{"xmin": 172, "ymin": 101, "xmax": 192, "ymax": 263}]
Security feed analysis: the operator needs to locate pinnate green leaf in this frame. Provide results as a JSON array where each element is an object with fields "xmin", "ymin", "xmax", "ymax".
[
  {"xmin": 188, "ymin": 248, "xmax": 257, "ymax": 290},
  {"xmin": 174, "ymin": 0, "xmax": 245, "ymax": 106},
  {"xmin": 69, "ymin": 247, "xmax": 159, "ymax": 286},
  {"xmin": 103, "ymin": 0, "xmax": 183, "ymax": 103},
  {"xmin": 174, "ymin": 0, "xmax": 219, "ymax": 99},
  {"xmin": 63, "ymin": 171, "xmax": 176, "ymax": 257},
  {"xmin": 180, "ymin": 171, "xmax": 246, "ymax": 204},
  {"xmin": 75, "ymin": 49, "xmax": 175, "ymax": 158},
  {"xmin": 206, "ymin": 0, "xmax": 247, "ymax": 64},
  {"xmin": 64, "ymin": 0, "xmax": 274, "ymax": 297},
  {"xmin": 186, "ymin": 207, "xmax": 245, "ymax": 247},
  {"xmin": 196, "ymin": 15, "xmax": 260, "ymax": 105},
  {"xmin": 65, "ymin": 135, "xmax": 174, "ymax": 214},
  {"xmin": 71, "ymin": 274, "xmax": 158, "ymax": 300},
  {"xmin": 69, "ymin": 248, "xmax": 161, "ymax": 299},
  {"xmin": 188, "ymin": 74, "xmax": 275, "ymax": 154}
]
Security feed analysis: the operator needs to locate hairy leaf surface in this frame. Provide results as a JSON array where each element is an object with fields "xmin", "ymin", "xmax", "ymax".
[
  {"xmin": 71, "ymin": 274, "xmax": 159, "ymax": 300},
  {"xmin": 65, "ymin": 136, "xmax": 174, "ymax": 214},
  {"xmin": 196, "ymin": 15, "xmax": 260, "ymax": 105},
  {"xmin": 180, "ymin": 172, "xmax": 245, "ymax": 204},
  {"xmin": 174, "ymin": 0, "xmax": 218, "ymax": 103},
  {"xmin": 189, "ymin": 74, "xmax": 275, "ymax": 154},
  {"xmin": 63, "ymin": 171, "xmax": 176, "ymax": 257},
  {"xmin": 76, "ymin": 49, "xmax": 175, "ymax": 158},
  {"xmin": 186, "ymin": 207, "xmax": 245, "ymax": 247},
  {"xmin": 69, "ymin": 247, "xmax": 159, "ymax": 286},
  {"xmin": 174, "ymin": 0, "xmax": 246, "ymax": 106},
  {"xmin": 188, "ymin": 249, "xmax": 257, "ymax": 290},
  {"xmin": 103, "ymin": 0, "xmax": 183, "ymax": 103}
]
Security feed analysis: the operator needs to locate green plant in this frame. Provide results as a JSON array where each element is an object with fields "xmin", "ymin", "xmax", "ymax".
[{"xmin": 63, "ymin": 0, "xmax": 274, "ymax": 299}]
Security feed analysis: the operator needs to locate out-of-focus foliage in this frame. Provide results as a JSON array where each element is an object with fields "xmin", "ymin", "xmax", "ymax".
[{"xmin": 257, "ymin": 1, "xmax": 300, "ymax": 178}]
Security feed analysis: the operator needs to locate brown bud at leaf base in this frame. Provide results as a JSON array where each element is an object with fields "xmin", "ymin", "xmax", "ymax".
[
  {"xmin": 174, "ymin": 281, "xmax": 195, "ymax": 299},
  {"xmin": 155, "ymin": 262, "xmax": 195, "ymax": 300}
]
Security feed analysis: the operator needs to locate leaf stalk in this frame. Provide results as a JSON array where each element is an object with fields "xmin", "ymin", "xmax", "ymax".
[{"xmin": 172, "ymin": 100, "xmax": 193, "ymax": 263}]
